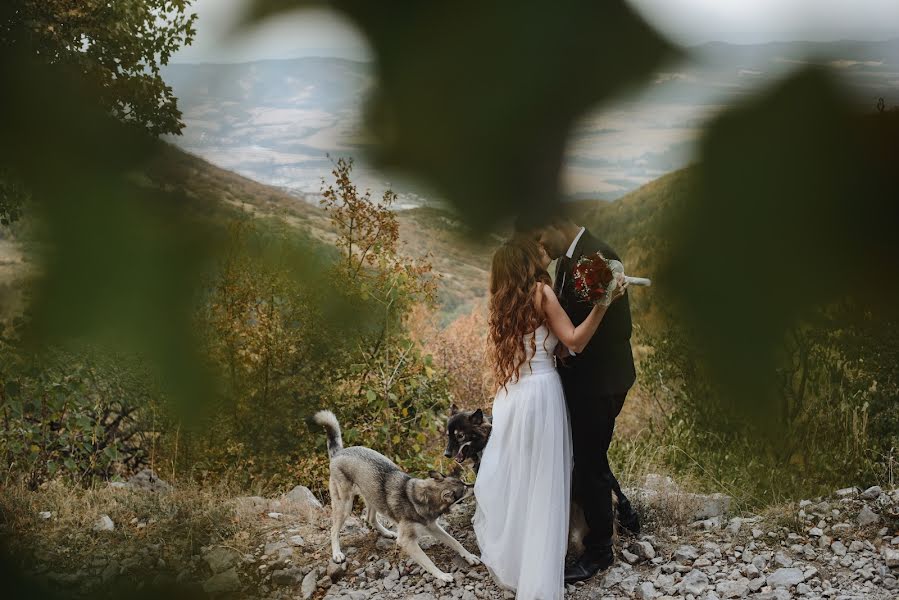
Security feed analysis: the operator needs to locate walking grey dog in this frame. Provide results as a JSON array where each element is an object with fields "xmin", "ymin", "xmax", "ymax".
[{"xmin": 314, "ymin": 410, "xmax": 481, "ymax": 583}]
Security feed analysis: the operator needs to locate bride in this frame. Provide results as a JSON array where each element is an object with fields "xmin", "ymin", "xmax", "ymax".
[{"xmin": 473, "ymin": 236, "xmax": 626, "ymax": 600}]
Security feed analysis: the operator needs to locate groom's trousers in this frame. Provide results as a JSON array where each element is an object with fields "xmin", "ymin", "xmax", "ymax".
[{"xmin": 565, "ymin": 384, "xmax": 630, "ymax": 556}]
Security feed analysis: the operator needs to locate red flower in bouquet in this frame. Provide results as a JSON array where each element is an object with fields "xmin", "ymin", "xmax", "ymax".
[{"xmin": 571, "ymin": 251, "xmax": 615, "ymax": 305}]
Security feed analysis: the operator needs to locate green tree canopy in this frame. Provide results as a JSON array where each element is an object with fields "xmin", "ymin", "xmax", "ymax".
[{"xmin": 1, "ymin": 0, "xmax": 196, "ymax": 136}]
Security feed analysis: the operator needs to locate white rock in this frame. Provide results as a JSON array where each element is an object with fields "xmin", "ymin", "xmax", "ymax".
[
  {"xmin": 301, "ymin": 568, "xmax": 318, "ymax": 600},
  {"xmin": 808, "ymin": 527, "xmax": 823, "ymax": 537},
  {"xmin": 767, "ymin": 567, "xmax": 805, "ymax": 588},
  {"xmin": 882, "ymin": 546, "xmax": 899, "ymax": 568},
  {"xmin": 860, "ymin": 485, "xmax": 882, "ymax": 500},
  {"xmin": 675, "ymin": 545, "xmax": 700, "ymax": 564},
  {"xmin": 288, "ymin": 535, "xmax": 305, "ymax": 547},
  {"xmin": 622, "ymin": 549, "xmax": 640, "ymax": 564},
  {"xmin": 716, "ymin": 577, "xmax": 750, "ymax": 598},
  {"xmin": 636, "ymin": 581, "xmax": 658, "ymax": 599},
  {"xmin": 38, "ymin": 511, "xmax": 53, "ymax": 520},
  {"xmin": 835, "ymin": 487, "xmax": 857, "ymax": 497},
  {"xmin": 774, "ymin": 552, "xmax": 793, "ymax": 568},
  {"xmin": 831, "ymin": 540, "xmax": 847, "ymax": 556},
  {"xmin": 267, "ymin": 512, "xmax": 283, "ymax": 519},
  {"xmin": 92, "ymin": 515, "xmax": 114, "ymax": 532},
  {"xmin": 127, "ymin": 468, "xmax": 172, "ymax": 493},
  {"xmin": 857, "ymin": 505, "xmax": 880, "ymax": 527},
  {"xmin": 680, "ymin": 569, "xmax": 710, "ymax": 596},
  {"xmin": 632, "ymin": 540, "xmax": 656, "ymax": 560},
  {"xmin": 727, "ymin": 517, "xmax": 743, "ymax": 536}
]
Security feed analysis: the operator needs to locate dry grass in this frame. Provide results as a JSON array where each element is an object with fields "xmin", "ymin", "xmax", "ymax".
[{"xmin": 0, "ymin": 477, "xmax": 266, "ymax": 575}]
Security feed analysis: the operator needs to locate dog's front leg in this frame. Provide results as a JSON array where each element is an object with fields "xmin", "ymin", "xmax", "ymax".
[
  {"xmin": 397, "ymin": 524, "xmax": 453, "ymax": 583},
  {"xmin": 427, "ymin": 522, "xmax": 481, "ymax": 566}
]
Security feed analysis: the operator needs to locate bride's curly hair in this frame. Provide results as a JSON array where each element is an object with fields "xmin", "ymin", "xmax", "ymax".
[{"xmin": 488, "ymin": 236, "xmax": 552, "ymax": 390}]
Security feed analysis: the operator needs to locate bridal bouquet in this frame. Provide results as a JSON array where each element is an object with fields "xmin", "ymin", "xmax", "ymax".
[{"xmin": 571, "ymin": 251, "xmax": 651, "ymax": 306}]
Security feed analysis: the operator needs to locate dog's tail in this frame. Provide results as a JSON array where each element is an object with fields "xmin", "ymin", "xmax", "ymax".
[{"xmin": 313, "ymin": 410, "xmax": 343, "ymax": 458}]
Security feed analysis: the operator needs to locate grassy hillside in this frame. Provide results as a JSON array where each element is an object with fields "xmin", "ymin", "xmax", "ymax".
[{"xmin": 571, "ymin": 168, "xmax": 694, "ymax": 331}]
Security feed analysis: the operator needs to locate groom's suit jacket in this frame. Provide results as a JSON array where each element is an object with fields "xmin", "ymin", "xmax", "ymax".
[{"xmin": 554, "ymin": 229, "xmax": 636, "ymax": 396}]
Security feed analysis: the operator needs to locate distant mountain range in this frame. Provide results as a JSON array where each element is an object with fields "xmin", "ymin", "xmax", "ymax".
[{"xmin": 163, "ymin": 38, "xmax": 899, "ymax": 204}]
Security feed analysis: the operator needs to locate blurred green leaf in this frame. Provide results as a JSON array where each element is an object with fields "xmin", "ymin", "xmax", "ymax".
[
  {"xmin": 664, "ymin": 67, "xmax": 899, "ymax": 433},
  {"xmin": 242, "ymin": 0, "xmax": 678, "ymax": 231}
]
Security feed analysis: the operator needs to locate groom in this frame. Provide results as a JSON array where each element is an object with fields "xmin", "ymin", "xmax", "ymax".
[{"xmin": 527, "ymin": 216, "xmax": 641, "ymax": 583}]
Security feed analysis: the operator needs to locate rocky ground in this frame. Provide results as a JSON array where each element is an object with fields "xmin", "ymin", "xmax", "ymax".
[{"xmin": 7, "ymin": 471, "xmax": 899, "ymax": 599}]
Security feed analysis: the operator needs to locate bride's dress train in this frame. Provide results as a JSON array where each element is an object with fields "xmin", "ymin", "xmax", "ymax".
[{"xmin": 473, "ymin": 325, "xmax": 572, "ymax": 600}]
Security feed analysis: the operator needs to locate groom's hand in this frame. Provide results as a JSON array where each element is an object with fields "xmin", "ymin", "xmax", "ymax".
[
  {"xmin": 554, "ymin": 342, "xmax": 572, "ymax": 360},
  {"xmin": 610, "ymin": 278, "xmax": 629, "ymax": 303}
]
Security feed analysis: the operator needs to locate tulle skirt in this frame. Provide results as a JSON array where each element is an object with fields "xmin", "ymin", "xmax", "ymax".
[{"xmin": 473, "ymin": 370, "xmax": 572, "ymax": 600}]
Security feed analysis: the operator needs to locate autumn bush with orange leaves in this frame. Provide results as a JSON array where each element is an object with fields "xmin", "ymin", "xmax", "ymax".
[{"xmin": 174, "ymin": 159, "xmax": 454, "ymax": 495}]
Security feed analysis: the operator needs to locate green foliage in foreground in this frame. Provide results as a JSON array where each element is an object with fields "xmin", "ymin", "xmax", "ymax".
[
  {"xmin": 619, "ymin": 310, "xmax": 899, "ymax": 509},
  {"xmin": 0, "ymin": 162, "xmax": 453, "ymax": 495},
  {"xmin": 0, "ymin": 344, "xmax": 163, "ymax": 489}
]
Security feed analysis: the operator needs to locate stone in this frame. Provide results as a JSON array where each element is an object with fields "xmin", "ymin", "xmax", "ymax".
[
  {"xmin": 716, "ymin": 578, "xmax": 750, "ymax": 598},
  {"xmin": 774, "ymin": 552, "xmax": 793, "ymax": 568},
  {"xmin": 264, "ymin": 540, "xmax": 288, "ymax": 556},
  {"xmin": 288, "ymin": 535, "xmax": 306, "ymax": 547},
  {"xmin": 680, "ymin": 569, "xmax": 710, "ymax": 596},
  {"xmin": 620, "ymin": 574, "xmax": 640, "ymax": 596},
  {"xmin": 301, "ymin": 568, "xmax": 318, "ymax": 600},
  {"xmin": 127, "ymin": 469, "xmax": 172, "ymax": 493},
  {"xmin": 675, "ymin": 545, "xmax": 700, "ymax": 564},
  {"xmin": 857, "ymin": 506, "xmax": 880, "ymax": 527},
  {"xmin": 835, "ymin": 487, "xmax": 857, "ymax": 497},
  {"xmin": 694, "ymin": 493, "xmax": 733, "ymax": 520},
  {"xmin": 636, "ymin": 581, "xmax": 658, "ymax": 599},
  {"xmin": 622, "ymin": 549, "xmax": 640, "ymax": 564},
  {"xmin": 38, "ymin": 511, "xmax": 53, "ymax": 520},
  {"xmin": 203, "ymin": 567, "xmax": 241, "ymax": 595},
  {"xmin": 632, "ymin": 540, "xmax": 656, "ymax": 560},
  {"xmin": 767, "ymin": 568, "xmax": 805, "ymax": 588},
  {"xmin": 271, "ymin": 566, "xmax": 305, "ymax": 586},
  {"xmin": 327, "ymin": 559, "xmax": 347, "ymax": 582},
  {"xmin": 860, "ymin": 485, "xmax": 883, "ymax": 500},
  {"xmin": 882, "ymin": 546, "xmax": 899, "ymax": 568},
  {"xmin": 727, "ymin": 517, "xmax": 743, "ymax": 536},
  {"xmin": 809, "ymin": 527, "xmax": 824, "ymax": 537},
  {"xmin": 232, "ymin": 496, "xmax": 268, "ymax": 518},
  {"xmin": 92, "ymin": 515, "xmax": 114, "ymax": 532},
  {"xmin": 748, "ymin": 577, "xmax": 766, "ymax": 592},
  {"xmin": 204, "ymin": 547, "xmax": 241, "ymax": 574},
  {"xmin": 831, "ymin": 541, "xmax": 847, "ymax": 556},
  {"xmin": 281, "ymin": 485, "xmax": 324, "ymax": 521}
]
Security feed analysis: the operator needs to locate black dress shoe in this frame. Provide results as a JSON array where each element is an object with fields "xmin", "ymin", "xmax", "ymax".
[
  {"xmin": 618, "ymin": 503, "xmax": 641, "ymax": 535},
  {"xmin": 563, "ymin": 549, "xmax": 614, "ymax": 584}
]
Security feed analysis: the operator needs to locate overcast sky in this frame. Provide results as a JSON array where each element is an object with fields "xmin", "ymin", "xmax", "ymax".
[{"xmin": 172, "ymin": 0, "xmax": 899, "ymax": 64}]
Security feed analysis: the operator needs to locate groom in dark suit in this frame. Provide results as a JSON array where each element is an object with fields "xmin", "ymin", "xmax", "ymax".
[{"xmin": 527, "ymin": 215, "xmax": 641, "ymax": 583}]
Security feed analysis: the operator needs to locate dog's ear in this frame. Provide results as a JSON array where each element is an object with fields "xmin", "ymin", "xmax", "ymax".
[
  {"xmin": 449, "ymin": 403, "xmax": 459, "ymax": 416},
  {"xmin": 470, "ymin": 408, "xmax": 484, "ymax": 425},
  {"xmin": 442, "ymin": 489, "xmax": 455, "ymax": 503},
  {"xmin": 449, "ymin": 463, "xmax": 463, "ymax": 478},
  {"xmin": 428, "ymin": 470, "xmax": 444, "ymax": 481}
]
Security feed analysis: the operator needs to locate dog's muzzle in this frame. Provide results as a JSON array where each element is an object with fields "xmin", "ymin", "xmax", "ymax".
[{"xmin": 453, "ymin": 441, "xmax": 472, "ymax": 464}]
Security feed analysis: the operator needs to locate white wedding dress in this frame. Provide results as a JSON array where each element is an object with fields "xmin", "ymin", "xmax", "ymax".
[{"xmin": 473, "ymin": 325, "xmax": 573, "ymax": 600}]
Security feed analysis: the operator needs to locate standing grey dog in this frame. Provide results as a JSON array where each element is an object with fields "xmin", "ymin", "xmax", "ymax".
[{"xmin": 314, "ymin": 410, "xmax": 481, "ymax": 583}]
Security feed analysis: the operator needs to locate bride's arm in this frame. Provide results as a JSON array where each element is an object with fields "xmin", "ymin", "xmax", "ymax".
[{"xmin": 538, "ymin": 283, "xmax": 624, "ymax": 354}]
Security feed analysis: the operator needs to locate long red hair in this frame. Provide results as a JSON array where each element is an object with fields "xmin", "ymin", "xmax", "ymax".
[{"xmin": 488, "ymin": 237, "xmax": 552, "ymax": 390}]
